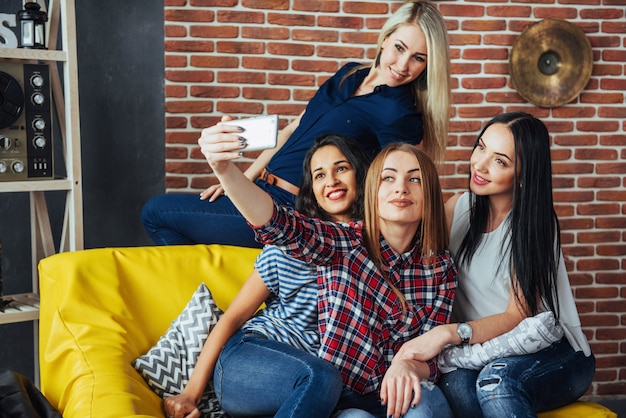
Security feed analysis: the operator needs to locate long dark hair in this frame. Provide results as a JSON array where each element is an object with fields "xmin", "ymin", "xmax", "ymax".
[
  {"xmin": 295, "ymin": 134, "xmax": 372, "ymax": 221},
  {"xmin": 456, "ymin": 112, "xmax": 561, "ymax": 318}
]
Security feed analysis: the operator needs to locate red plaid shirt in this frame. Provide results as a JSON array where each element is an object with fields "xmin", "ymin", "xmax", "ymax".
[{"xmin": 254, "ymin": 204, "xmax": 457, "ymax": 395}]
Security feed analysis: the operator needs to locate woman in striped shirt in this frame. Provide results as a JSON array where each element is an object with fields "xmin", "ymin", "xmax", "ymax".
[
  {"xmin": 164, "ymin": 134, "xmax": 371, "ymax": 418},
  {"xmin": 199, "ymin": 138, "xmax": 457, "ymax": 418}
]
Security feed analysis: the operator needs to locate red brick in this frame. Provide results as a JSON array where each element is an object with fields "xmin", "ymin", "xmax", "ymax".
[
  {"xmin": 575, "ymin": 148, "xmax": 619, "ymax": 160},
  {"xmin": 216, "ymin": 71, "xmax": 266, "ymax": 84},
  {"xmin": 217, "ymin": 10, "xmax": 265, "ymax": 24},
  {"xmin": 166, "ymin": 70, "xmax": 214, "ymax": 83},
  {"xmin": 268, "ymin": 73, "xmax": 315, "ymax": 86},
  {"xmin": 267, "ymin": 42, "xmax": 315, "ymax": 57},
  {"xmin": 266, "ymin": 103, "xmax": 307, "ymax": 116},
  {"xmin": 165, "ymin": 55, "xmax": 188, "ymax": 67},
  {"xmin": 166, "ymin": 85, "xmax": 187, "ymax": 98},
  {"xmin": 243, "ymin": 0, "xmax": 288, "ymax": 10},
  {"xmin": 165, "ymin": 146, "xmax": 188, "ymax": 159},
  {"xmin": 190, "ymin": 86, "xmax": 240, "ymax": 98},
  {"xmin": 242, "ymin": 26, "xmax": 290, "ymax": 40},
  {"xmin": 341, "ymin": 31, "xmax": 379, "ymax": 45},
  {"xmin": 439, "ymin": 4, "xmax": 484, "ymax": 17},
  {"xmin": 190, "ymin": 0, "xmax": 238, "ymax": 6},
  {"xmin": 318, "ymin": 15, "xmax": 364, "ymax": 29},
  {"xmin": 165, "ymin": 9, "xmax": 214, "ymax": 22},
  {"xmin": 242, "ymin": 57, "xmax": 289, "ymax": 70},
  {"xmin": 191, "ymin": 56, "xmax": 239, "ymax": 68},
  {"xmin": 165, "ymin": 40, "xmax": 215, "ymax": 53},
  {"xmin": 487, "ymin": 6, "xmax": 532, "ymax": 17},
  {"xmin": 189, "ymin": 25, "xmax": 238, "ymax": 39},
  {"xmin": 462, "ymin": 20, "xmax": 507, "ymax": 32},
  {"xmin": 217, "ymin": 41, "xmax": 265, "ymax": 54},
  {"xmin": 291, "ymin": 60, "xmax": 338, "ymax": 73},
  {"xmin": 167, "ymin": 131, "xmax": 199, "ymax": 144},
  {"xmin": 316, "ymin": 45, "xmax": 365, "ymax": 59},
  {"xmin": 343, "ymin": 2, "xmax": 388, "ymax": 14},
  {"xmin": 166, "ymin": 100, "xmax": 213, "ymax": 113},
  {"xmin": 533, "ymin": 7, "xmax": 578, "ymax": 19},
  {"xmin": 293, "ymin": 0, "xmax": 340, "ymax": 12},
  {"xmin": 267, "ymin": 13, "xmax": 315, "ymax": 27},
  {"xmin": 165, "ymin": 177, "xmax": 188, "ymax": 189},
  {"xmin": 461, "ymin": 77, "xmax": 507, "ymax": 89},
  {"xmin": 242, "ymin": 87, "xmax": 290, "ymax": 101},
  {"xmin": 292, "ymin": 29, "xmax": 339, "ymax": 43},
  {"xmin": 216, "ymin": 101, "xmax": 264, "ymax": 114},
  {"xmin": 166, "ymin": 116, "xmax": 188, "ymax": 129},
  {"xmin": 165, "ymin": 25, "xmax": 187, "ymax": 37},
  {"xmin": 578, "ymin": 176, "xmax": 622, "ymax": 188}
]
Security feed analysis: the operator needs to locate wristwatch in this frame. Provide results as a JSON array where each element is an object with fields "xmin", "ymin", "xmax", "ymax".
[{"xmin": 456, "ymin": 323, "xmax": 473, "ymax": 345}]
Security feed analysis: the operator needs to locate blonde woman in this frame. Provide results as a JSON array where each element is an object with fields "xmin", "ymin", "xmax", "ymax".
[
  {"xmin": 142, "ymin": 1, "xmax": 452, "ymax": 248},
  {"xmin": 199, "ymin": 135, "xmax": 457, "ymax": 418}
]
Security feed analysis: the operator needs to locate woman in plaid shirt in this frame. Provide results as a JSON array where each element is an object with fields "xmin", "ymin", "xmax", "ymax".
[{"xmin": 200, "ymin": 138, "xmax": 457, "ymax": 418}]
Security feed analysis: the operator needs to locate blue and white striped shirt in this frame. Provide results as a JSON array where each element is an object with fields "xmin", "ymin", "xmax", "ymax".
[{"xmin": 241, "ymin": 245, "xmax": 320, "ymax": 355}]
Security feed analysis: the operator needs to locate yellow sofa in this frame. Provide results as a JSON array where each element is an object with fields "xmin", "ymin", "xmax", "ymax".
[{"xmin": 38, "ymin": 245, "xmax": 617, "ymax": 418}]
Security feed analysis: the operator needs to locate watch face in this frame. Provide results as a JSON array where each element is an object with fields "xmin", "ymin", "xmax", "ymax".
[{"xmin": 458, "ymin": 323, "xmax": 472, "ymax": 340}]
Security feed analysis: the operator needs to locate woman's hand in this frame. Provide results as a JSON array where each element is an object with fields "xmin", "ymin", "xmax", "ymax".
[
  {"xmin": 380, "ymin": 358, "xmax": 423, "ymax": 418},
  {"xmin": 199, "ymin": 184, "xmax": 225, "ymax": 202},
  {"xmin": 395, "ymin": 325, "xmax": 455, "ymax": 362},
  {"xmin": 163, "ymin": 393, "xmax": 201, "ymax": 418},
  {"xmin": 198, "ymin": 115, "xmax": 248, "ymax": 175}
]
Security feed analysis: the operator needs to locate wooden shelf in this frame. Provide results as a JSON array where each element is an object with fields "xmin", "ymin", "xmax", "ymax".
[
  {"xmin": 0, "ymin": 0, "xmax": 82, "ymax": 384},
  {"xmin": 0, "ymin": 179, "xmax": 74, "ymax": 192},
  {"xmin": 0, "ymin": 48, "xmax": 66, "ymax": 62},
  {"xmin": 0, "ymin": 293, "xmax": 40, "ymax": 324}
]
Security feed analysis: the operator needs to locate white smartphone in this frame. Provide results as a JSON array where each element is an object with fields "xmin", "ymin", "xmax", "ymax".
[{"xmin": 219, "ymin": 115, "xmax": 279, "ymax": 151}]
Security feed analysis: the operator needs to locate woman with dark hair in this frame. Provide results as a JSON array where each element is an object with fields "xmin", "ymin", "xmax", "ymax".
[
  {"xmin": 163, "ymin": 134, "xmax": 372, "ymax": 418},
  {"xmin": 390, "ymin": 112, "xmax": 595, "ymax": 417},
  {"xmin": 194, "ymin": 134, "xmax": 457, "ymax": 418},
  {"xmin": 141, "ymin": 0, "xmax": 452, "ymax": 248}
]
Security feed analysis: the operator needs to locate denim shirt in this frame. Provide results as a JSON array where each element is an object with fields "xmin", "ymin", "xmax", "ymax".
[{"xmin": 265, "ymin": 62, "xmax": 423, "ymax": 187}]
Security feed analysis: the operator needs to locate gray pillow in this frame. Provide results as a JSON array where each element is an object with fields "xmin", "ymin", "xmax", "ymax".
[
  {"xmin": 132, "ymin": 282, "xmax": 229, "ymax": 417},
  {"xmin": 438, "ymin": 311, "xmax": 564, "ymax": 373}
]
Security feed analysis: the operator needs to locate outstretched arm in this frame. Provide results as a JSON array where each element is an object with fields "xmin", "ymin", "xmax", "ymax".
[
  {"xmin": 198, "ymin": 125, "xmax": 274, "ymax": 227},
  {"xmin": 163, "ymin": 270, "xmax": 270, "ymax": 418},
  {"xmin": 200, "ymin": 113, "xmax": 302, "ymax": 201}
]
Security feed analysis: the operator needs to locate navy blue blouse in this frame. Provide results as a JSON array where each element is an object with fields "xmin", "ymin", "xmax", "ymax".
[{"xmin": 265, "ymin": 62, "xmax": 423, "ymax": 188}]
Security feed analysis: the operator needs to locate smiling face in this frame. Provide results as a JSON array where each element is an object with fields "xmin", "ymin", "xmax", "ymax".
[
  {"xmin": 377, "ymin": 23, "xmax": 428, "ymax": 87},
  {"xmin": 310, "ymin": 145, "xmax": 359, "ymax": 223},
  {"xmin": 376, "ymin": 150, "xmax": 424, "ymax": 229},
  {"xmin": 470, "ymin": 123, "xmax": 518, "ymax": 203}
]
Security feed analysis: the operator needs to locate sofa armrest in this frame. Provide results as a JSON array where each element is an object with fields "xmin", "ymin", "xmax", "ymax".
[{"xmin": 38, "ymin": 244, "xmax": 261, "ymax": 418}]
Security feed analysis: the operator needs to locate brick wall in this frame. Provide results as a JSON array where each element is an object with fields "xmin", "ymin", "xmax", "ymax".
[{"xmin": 164, "ymin": 0, "xmax": 626, "ymax": 399}]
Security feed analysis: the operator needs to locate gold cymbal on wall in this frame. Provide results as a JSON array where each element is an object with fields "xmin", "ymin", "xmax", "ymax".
[{"xmin": 510, "ymin": 19, "xmax": 593, "ymax": 108}]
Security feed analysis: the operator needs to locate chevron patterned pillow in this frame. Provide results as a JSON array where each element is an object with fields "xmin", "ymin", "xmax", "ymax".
[{"xmin": 132, "ymin": 282, "xmax": 229, "ymax": 417}]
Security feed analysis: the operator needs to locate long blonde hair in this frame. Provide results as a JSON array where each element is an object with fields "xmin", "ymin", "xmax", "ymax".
[
  {"xmin": 350, "ymin": 1, "xmax": 452, "ymax": 165},
  {"xmin": 362, "ymin": 143, "xmax": 449, "ymax": 312}
]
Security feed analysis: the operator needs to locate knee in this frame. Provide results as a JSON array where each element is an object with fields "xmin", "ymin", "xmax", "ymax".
[{"xmin": 476, "ymin": 361, "xmax": 521, "ymax": 400}]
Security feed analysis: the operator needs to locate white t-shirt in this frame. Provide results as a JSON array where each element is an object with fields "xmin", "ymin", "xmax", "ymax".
[{"xmin": 450, "ymin": 192, "xmax": 591, "ymax": 356}]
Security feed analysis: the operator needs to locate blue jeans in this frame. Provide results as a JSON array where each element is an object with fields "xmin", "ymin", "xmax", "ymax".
[
  {"xmin": 141, "ymin": 179, "xmax": 296, "ymax": 247},
  {"xmin": 438, "ymin": 339, "xmax": 595, "ymax": 418},
  {"xmin": 334, "ymin": 382, "xmax": 453, "ymax": 418},
  {"xmin": 214, "ymin": 331, "xmax": 343, "ymax": 418}
]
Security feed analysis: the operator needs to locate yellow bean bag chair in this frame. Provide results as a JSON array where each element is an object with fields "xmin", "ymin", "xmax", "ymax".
[{"xmin": 37, "ymin": 245, "xmax": 616, "ymax": 418}]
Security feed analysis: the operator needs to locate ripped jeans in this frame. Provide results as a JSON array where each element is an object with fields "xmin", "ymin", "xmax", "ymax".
[{"xmin": 438, "ymin": 339, "xmax": 595, "ymax": 418}]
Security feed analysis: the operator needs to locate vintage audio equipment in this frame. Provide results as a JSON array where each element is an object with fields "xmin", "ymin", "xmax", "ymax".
[
  {"xmin": 509, "ymin": 19, "xmax": 593, "ymax": 108},
  {"xmin": 0, "ymin": 62, "xmax": 53, "ymax": 181}
]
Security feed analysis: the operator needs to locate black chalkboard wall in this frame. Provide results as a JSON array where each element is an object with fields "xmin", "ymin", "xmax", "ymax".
[{"xmin": 0, "ymin": 1, "xmax": 165, "ymax": 380}]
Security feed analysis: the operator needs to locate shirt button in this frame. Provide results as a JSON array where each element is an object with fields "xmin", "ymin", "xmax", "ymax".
[{"xmin": 347, "ymin": 119, "xmax": 351, "ymax": 123}]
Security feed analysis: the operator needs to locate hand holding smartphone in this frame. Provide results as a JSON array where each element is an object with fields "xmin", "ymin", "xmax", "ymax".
[{"xmin": 219, "ymin": 115, "xmax": 279, "ymax": 151}]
